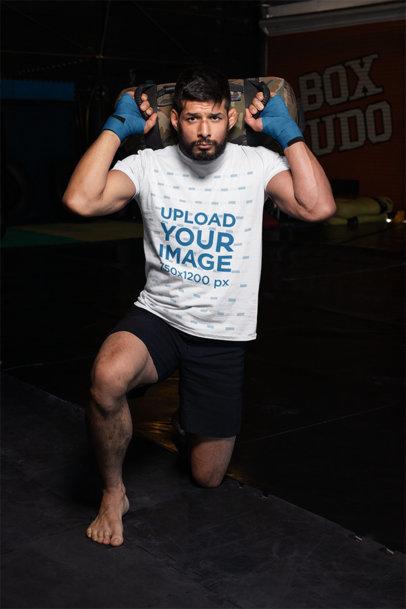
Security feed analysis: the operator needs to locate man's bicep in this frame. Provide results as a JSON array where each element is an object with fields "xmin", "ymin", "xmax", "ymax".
[
  {"xmin": 265, "ymin": 169, "xmax": 302, "ymax": 218},
  {"xmin": 101, "ymin": 169, "xmax": 137, "ymax": 214}
]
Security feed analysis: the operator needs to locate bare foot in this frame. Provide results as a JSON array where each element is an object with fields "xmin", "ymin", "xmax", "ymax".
[{"xmin": 86, "ymin": 486, "xmax": 129, "ymax": 546}]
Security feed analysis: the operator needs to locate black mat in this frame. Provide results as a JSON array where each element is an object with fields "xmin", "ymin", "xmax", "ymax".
[{"xmin": 2, "ymin": 375, "xmax": 404, "ymax": 609}]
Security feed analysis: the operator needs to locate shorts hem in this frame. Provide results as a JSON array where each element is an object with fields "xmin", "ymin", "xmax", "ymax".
[
  {"xmin": 135, "ymin": 301, "xmax": 256, "ymax": 342},
  {"xmin": 183, "ymin": 426, "xmax": 241, "ymax": 438},
  {"xmin": 187, "ymin": 432, "xmax": 239, "ymax": 439}
]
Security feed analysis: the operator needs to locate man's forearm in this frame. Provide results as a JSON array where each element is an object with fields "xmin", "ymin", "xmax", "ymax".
[
  {"xmin": 63, "ymin": 131, "xmax": 121, "ymax": 214},
  {"xmin": 284, "ymin": 141, "xmax": 336, "ymax": 218}
]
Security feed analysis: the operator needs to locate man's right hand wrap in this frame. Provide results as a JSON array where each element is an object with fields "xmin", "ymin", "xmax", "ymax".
[{"xmin": 102, "ymin": 93, "xmax": 145, "ymax": 142}]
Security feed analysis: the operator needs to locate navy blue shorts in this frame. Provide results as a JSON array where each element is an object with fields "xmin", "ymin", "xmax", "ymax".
[{"xmin": 109, "ymin": 305, "xmax": 247, "ymax": 437}]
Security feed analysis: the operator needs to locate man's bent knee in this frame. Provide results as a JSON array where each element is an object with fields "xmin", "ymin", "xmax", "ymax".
[
  {"xmin": 91, "ymin": 360, "xmax": 126, "ymax": 397},
  {"xmin": 189, "ymin": 435, "xmax": 235, "ymax": 489},
  {"xmin": 90, "ymin": 361, "xmax": 135, "ymax": 417},
  {"xmin": 91, "ymin": 332, "xmax": 158, "ymax": 408},
  {"xmin": 192, "ymin": 470, "xmax": 225, "ymax": 489},
  {"xmin": 90, "ymin": 386, "xmax": 124, "ymax": 416}
]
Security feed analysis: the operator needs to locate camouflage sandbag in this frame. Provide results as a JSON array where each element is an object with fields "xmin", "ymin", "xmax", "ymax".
[{"xmin": 133, "ymin": 76, "xmax": 300, "ymax": 155}]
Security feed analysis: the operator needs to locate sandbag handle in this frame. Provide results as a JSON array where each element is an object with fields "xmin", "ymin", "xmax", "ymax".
[
  {"xmin": 134, "ymin": 83, "xmax": 162, "ymax": 150},
  {"xmin": 249, "ymin": 80, "xmax": 270, "ymax": 119},
  {"xmin": 135, "ymin": 83, "xmax": 156, "ymax": 120}
]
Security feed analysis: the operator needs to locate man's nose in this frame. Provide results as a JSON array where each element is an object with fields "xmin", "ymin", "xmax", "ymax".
[{"xmin": 198, "ymin": 120, "xmax": 210, "ymax": 137}]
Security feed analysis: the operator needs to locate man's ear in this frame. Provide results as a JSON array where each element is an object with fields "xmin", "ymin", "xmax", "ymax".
[
  {"xmin": 171, "ymin": 109, "xmax": 179, "ymax": 131},
  {"xmin": 227, "ymin": 107, "xmax": 238, "ymax": 130}
]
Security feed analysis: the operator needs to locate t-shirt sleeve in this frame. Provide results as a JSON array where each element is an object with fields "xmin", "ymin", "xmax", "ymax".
[
  {"xmin": 256, "ymin": 146, "xmax": 290, "ymax": 189},
  {"xmin": 112, "ymin": 153, "xmax": 144, "ymax": 198}
]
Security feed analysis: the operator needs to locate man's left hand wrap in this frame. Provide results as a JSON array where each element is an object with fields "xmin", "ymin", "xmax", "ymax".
[
  {"xmin": 102, "ymin": 93, "xmax": 145, "ymax": 142},
  {"xmin": 261, "ymin": 94, "xmax": 304, "ymax": 151}
]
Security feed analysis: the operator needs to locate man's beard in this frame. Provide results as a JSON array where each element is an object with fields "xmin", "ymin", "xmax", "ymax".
[{"xmin": 178, "ymin": 127, "xmax": 227, "ymax": 161}]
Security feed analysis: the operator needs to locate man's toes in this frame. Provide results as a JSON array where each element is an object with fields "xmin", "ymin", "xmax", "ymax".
[
  {"xmin": 86, "ymin": 527, "xmax": 92, "ymax": 538},
  {"xmin": 110, "ymin": 533, "xmax": 123, "ymax": 546},
  {"xmin": 102, "ymin": 531, "xmax": 112, "ymax": 545},
  {"xmin": 111, "ymin": 538, "xmax": 123, "ymax": 546}
]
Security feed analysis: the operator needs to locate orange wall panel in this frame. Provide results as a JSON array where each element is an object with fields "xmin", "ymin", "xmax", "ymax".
[{"xmin": 268, "ymin": 20, "xmax": 405, "ymax": 209}]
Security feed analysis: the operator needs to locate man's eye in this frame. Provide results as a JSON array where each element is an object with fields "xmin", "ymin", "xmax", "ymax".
[
  {"xmin": 211, "ymin": 116, "xmax": 221, "ymax": 121},
  {"xmin": 186, "ymin": 117, "xmax": 197, "ymax": 122}
]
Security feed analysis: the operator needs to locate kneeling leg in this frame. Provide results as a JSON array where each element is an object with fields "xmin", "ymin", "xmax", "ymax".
[{"xmin": 189, "ymin": 436, "xmax": 236, "ymax": 488}]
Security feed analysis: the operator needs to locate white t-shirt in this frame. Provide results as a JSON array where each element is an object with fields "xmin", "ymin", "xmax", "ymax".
[{"xmin": 113, "ymin": 143, "xmax": 289, "ymax": 341}]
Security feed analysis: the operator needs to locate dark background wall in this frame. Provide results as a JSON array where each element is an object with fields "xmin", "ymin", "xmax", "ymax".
[
  {"xmin": 1, "ymin": 0, "xmax": 264, "ymax": 224},
  {"xmin": 2, "ymin": 1, "xmax": 264, "ymax": 87}
]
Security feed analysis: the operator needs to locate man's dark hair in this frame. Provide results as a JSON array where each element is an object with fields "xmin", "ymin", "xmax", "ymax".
[{"xmin": 173, "ymin": 66, "xmax": 231, "ymax": 114}]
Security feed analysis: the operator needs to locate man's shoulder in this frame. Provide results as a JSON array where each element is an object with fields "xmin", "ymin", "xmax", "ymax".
[
  {"xmin": 233, "ymin": 143, "xmax": 280, "ymax": 159},
  {"xmin": 123, "ymin": 144, "xmax": 176, "ymax": 162},
  {"xmin": 140, "ymin": 144, "xmax": 178, "ymax": 159},
  {"xmin": 226, "ymin": 143, "xmax": 282, "ymax": 166}
]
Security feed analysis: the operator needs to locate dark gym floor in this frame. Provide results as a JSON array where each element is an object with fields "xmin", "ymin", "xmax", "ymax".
[{"xmin": 1, "ymin": 219, "xmax": 405, "ymax": 608}]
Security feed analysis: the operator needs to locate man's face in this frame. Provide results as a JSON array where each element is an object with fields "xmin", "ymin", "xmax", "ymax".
[{"xmin": 171, "ymin": 99, "xmax": 237, "ymax": 161}]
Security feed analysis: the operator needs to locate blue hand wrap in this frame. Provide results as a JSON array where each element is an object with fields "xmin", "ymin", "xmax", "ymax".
[
  {"xmin": 102, "ymin": 93, "xmax": 145, "ymax": 142},
  {"xmin": 260, "ymin": 94, "xmax": 304, "ymax": 151}
]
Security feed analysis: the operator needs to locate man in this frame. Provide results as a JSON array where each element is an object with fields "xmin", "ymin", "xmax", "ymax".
[{"xmin": 63, "ymin": 67, "xmax": 336, "ymax": 547}]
